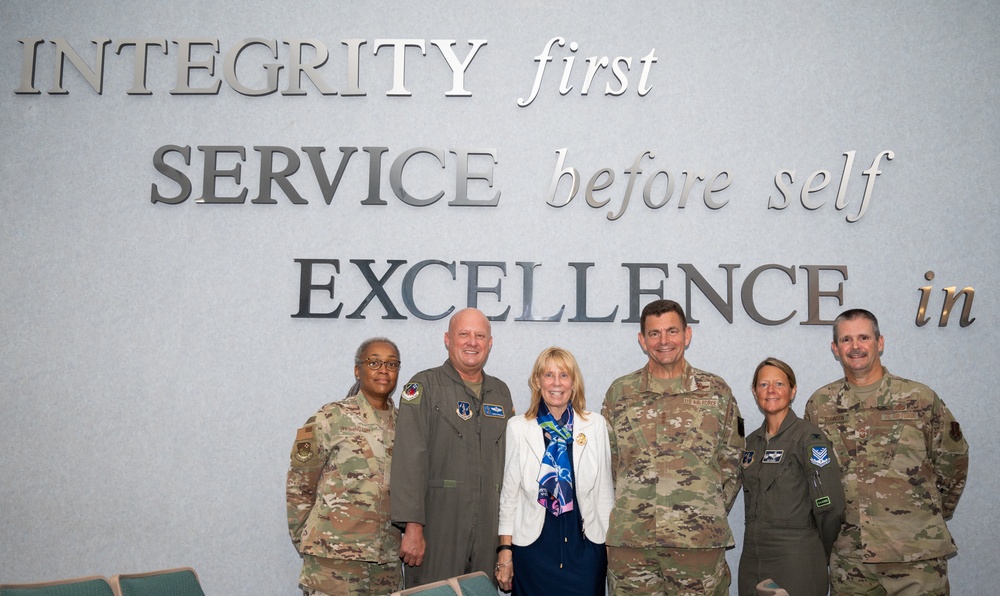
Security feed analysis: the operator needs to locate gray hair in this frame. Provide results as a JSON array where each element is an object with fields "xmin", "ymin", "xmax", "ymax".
[
  {"xmin": 347, "ymin": 337, "xmax": 400, "ymax": 397},
  {"xmin": 832, "ymin": 309, "xmax": 880, "ymax": 342}
]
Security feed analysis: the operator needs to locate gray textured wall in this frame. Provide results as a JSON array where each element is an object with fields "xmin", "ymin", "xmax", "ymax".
[{"xmin": 2, "ymin": 2, "xmax": 997, "ymax": 593}]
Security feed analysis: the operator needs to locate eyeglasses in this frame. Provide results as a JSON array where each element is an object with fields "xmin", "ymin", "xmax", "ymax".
[{"xmin": 362, "ymin": 358, "xmax": 401, "ymax": 371}]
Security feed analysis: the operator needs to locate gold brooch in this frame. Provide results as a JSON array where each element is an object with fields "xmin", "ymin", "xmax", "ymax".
[{"xmin": 576, "ymin": 434, "xmax": 587, "ymax": 446}]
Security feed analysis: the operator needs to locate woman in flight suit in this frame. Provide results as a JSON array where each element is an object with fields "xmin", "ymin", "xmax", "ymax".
[{"xmin": 738, "ymin": 357, "xmax": 845, "ymax": 596}]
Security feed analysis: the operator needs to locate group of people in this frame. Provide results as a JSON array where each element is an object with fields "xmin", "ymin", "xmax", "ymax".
[{"xmin": 286, "ymin": 301, "xmax": 969, "ymax": 596}]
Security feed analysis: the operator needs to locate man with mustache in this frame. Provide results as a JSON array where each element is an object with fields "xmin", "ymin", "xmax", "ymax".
[{"xmin": 805, "ymin": 309, "xmax": 969, "ymax": 595}]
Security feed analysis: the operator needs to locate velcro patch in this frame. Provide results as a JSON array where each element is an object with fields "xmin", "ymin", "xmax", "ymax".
[
  {"xmin": 401, "ymin": 382, "xmax": 422, "ymax": 405},
  {"xmin": 810, "ymin": 445, "xmax": 831, "ymax": 467},
  {"xmin": 815, "ymin": 496, "xmax": 832, "ymax": 508},
  {"xmin": 483, "ymin": 404, "xmax": 505, "ymax": 418},
  {"xmin": 684, "ymin": 397, "xmax": 718, "ymax": 406},
  {"xmin": 762, "ymin": 450, "xmax": 783, "ymax": 464},
  {"xmin": 882, "ymin": 411, "xmax": 919, "ymax": 421},
  {"xmin": 292, "ymin": 439, "xmax": 317, "ymax": 466}
]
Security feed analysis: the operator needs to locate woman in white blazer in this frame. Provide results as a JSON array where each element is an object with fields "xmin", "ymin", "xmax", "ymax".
[{"xmin": 496, "ymin": 347, "xmax": 614, "ymax": 595}]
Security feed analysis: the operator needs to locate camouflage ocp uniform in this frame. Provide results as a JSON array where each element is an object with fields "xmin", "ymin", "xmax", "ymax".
[
  {"xmin": 602, "ymin": 362, "xmax": 744, "ymax": 594},
  {"xmin": 603, "ymin": 362, "xmax": 744, "ymax": 548},
  {"xmin": 805, "ymin": 368, "xmax": 968, "ymax": 592},
  {"xmin": 287, "ymin": 392, "xmax": 401, "ymax": 595}
]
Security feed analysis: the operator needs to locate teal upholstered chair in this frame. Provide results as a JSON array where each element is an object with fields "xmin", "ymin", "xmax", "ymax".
[
  {"xmin": 390, "ymin": 571, "xmax": 496, "ymax": 596},
  {"xmin": 0, "ymin": 576, "xmax": 114, "ymax": 596},
  {"xmin": 453, "ymin": 572, "xmax": 495, "ymax": 596},
  {"xmin": 109, "ymin": 568, "xmax": 204, "ymax": 596},
  {"xmin": 391, "ymin": 578, "xmax": 459, "ymax": 595}
]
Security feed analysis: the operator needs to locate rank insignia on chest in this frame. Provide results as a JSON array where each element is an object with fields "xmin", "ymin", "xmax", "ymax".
[
  {"xmin": 483, "ymin": 404, "xmax": 505, "ymax": 418},
  {"xmin": 457, "ymin": 401, "xmax": 472, "ymax": 420},
  {"xmin": 741, "ymin": 450, "xmax": 755, "ymax": 468},
  {"xmin": 810, "ymin": 445, "xmax": 831, "ymax": 467},
  {"xmin": 762, "ymin": 450, "xmax": 783, "ymax": 464}
]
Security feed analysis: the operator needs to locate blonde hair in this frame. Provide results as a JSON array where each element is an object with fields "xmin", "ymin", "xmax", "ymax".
[
  {"xmin": 750, "ymin": 356, "xmax": 797, "ymax": 391},
  {"xmin": 525, "ymin": 347, "xmax": 588, "ymax": 420}
]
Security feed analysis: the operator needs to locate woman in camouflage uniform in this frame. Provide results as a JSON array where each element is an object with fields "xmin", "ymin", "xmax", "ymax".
[{"xmin": 287, "ymin": 337, "xmax": 403, "ymax": 596}]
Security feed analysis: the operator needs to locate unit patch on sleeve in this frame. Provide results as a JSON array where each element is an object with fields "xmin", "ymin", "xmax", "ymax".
[
  {"xmin": 810, "ymin": 445, "xmax": 831, "ymax": 467},
  {"xmin": 950, "ymin": 421, "xmax": 963, "ymax": 442},
  {"xmin": 291, "ymin": 424, "xmax": 318, "ymax": 467},
  {"xmin": 294, "ymin": 440, "xmax": 314, "ymax": 463},
  {"xmin": 291, "ymin": 424, "xmax": 317, "ymax": 465},
  {"xmin": 401, "ymin": 382, "xmax": 422, "ymax": 405}
]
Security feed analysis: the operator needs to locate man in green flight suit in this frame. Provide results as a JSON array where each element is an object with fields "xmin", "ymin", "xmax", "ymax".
[{"xmin": 391, "ymin": 308, "xmax": 513, "ymax": 588}]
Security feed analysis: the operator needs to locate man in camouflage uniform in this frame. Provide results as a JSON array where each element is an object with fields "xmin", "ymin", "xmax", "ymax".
[
  {"xmin": 805, "ymin": 309, "xmax": 969, "ymax": 595},
  {"xmin": 602, "ymin": 299, "xmax": 744, "ymax": 595},
  {"xmin": 391, "ymin": 308, "xmax": 513, "ymax": 588},
  {"xmin": 287, "ymin": 338, "xmax": 402, "ymax": 595}
]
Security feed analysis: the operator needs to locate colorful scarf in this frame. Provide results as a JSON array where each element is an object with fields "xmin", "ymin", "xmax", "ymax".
[{"xmin": 536, "ymin": 402, "xmax": 575, "ymax": 516}]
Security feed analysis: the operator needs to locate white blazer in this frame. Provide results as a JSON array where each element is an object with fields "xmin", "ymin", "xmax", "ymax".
[{"xmin": 498, "ymin": 410, "xmax": 614, "ymax": 545}]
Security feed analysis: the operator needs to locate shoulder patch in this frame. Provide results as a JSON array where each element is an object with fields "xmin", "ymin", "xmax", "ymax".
[
  {"xmin": 737, "ymin": 416, "xmax": 745, "ymax": 438},
  {"xmin": 290, "ymin": 433, "xmax": 318, "ymax": 468},
  {"xmin": 950, "ymin": 421, "xmax": 963, "ymax": 442},
  {"xmin": 401, "ymin": 382, "xmax": 422, "ymax": 405},
  {"xmin": 809, "ymin": 445, "xmax": 831, "ymax": 467},
  {"xmin": 296, "ymin": 425, "xmax": 314, "ymax": 441}
]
